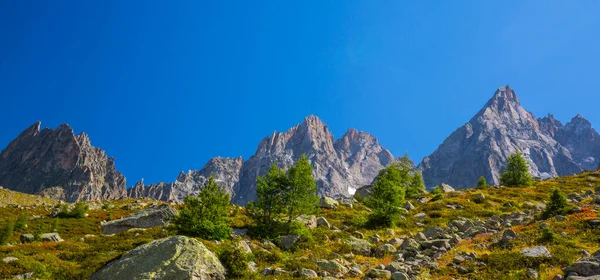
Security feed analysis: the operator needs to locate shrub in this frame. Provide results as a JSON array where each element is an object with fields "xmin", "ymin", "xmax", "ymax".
[
  {"xmin": 539, "ymin": 227, "xmax": 557, "ymax": 243},
  {"xmin": 431, "ymin": 186, "xmax": 443, "ymax": 201},
  {"xmin": 500, "ymin": 152, "xmax": 533, "ymax": 187},
  {"xmin": 172, "ymin": 174, "xmax": 232, "ymax": 240},
  {"xmin": 365, "ymin": 160, "xmax": 410, "ymax": 228},
  {"xmin": 58, "ymin": 202, "xmax": 89, "ymax": 219},
  {"xmin": 14, "ymin": 213, "xmax": 28, "ymax": 231},
  {"xmin": 541, "ymin": 189, "xmax": 568, "ymax": 219},
  {"xmin": 477, "ymin": 176, "xmax": 488, "ymax": 188},
  {"xmin": 0, "ymin": 221, "xmax": 14, "ymax": 245},
  {"xmin": 219, "ymin": 243, "xmax": 250, "ymax": 278}
]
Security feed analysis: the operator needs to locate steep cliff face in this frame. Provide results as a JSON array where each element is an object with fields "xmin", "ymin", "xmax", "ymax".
[
  {"xmin": 0, "ymin": 122, "xmax": 126, "ymax": 202},
  {"xmin": 127, "ymin": 157, "xmax": 243, "ymax": 202},
  {"xmin": 419, "ymin": 85, "xmax": 582, "ymax": 189}
]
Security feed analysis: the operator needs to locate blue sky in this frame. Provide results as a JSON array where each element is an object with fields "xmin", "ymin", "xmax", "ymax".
[{"xmin": 1, "ymin": 1, "xmax": 599, "ymax": 186}]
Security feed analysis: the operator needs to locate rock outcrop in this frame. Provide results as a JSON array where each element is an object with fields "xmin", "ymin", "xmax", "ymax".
[
  {"xmin": 419, "ymin": 85, "xmax": 588, "ymax": 189},
  {"xmin": 101, "ymin": 205, "xmax": 178, "ymax": 235},
  {"xmin": 90, "ymin": 235, "xmax": 225, "ymax": 280},
  {"xmin": 0, "ymin": 122, "xmax": 126, "ymax": 202}
]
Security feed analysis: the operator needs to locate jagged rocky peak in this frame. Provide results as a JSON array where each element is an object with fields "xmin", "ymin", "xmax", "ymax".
[
  {"xmin": 128, "ymin": 156, "xmax": 244, "ymax": 203},
  {"xmin": 554, "ymin": 114, "xmax": 600, "ymax": 171},
  {"xmin": 232, "ymin": 116, "xmax": 395, "ymax": 205},
  {"xmin": 0, "ymin": 122, "xmax": 127, "ymax": 202},
  {"xmin": 538, "ymin": 114, "xmax": 564, "ymax": 137},
  {"xmin": 419, "ymin": 85, "xmax": 582, "ymax": 190}
]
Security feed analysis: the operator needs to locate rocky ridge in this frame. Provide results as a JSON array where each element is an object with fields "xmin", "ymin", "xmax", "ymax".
[{"xmin": 0, "ymin": 122, "xmax": 126, "ymax": 202}]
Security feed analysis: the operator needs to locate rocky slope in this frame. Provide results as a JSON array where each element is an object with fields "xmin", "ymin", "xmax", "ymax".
[
  {"xmin": 419, "ymin": 85, "xmax": 597, "ymax": 189},
  {"xmin": 0, "ymin": 122, "xmax": 126, "ymax": 202},
  {"xmin": 128, "ymin": 157, "xmax": 243, "ymax": 202}
]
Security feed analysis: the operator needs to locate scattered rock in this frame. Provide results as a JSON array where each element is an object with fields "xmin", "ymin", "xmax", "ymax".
[
  {"xmin": 90, "ymin": 236, "xmax": 225, "ymax": 280},
  {"xmin": 320, "ymin": 197, "xmax": 339, "ymax": 209},
  {"xmin": 413, "ymin": 213, "xmax": 426, "ymax": 219},
  {"xmin": 20, "ymin": 234, "xmax": 34, "ymax": 243},
  {"xmin": 374, "ymin": 244, "xmax": 397, "ymax": 257},
  {"xmin": 527, "ymin": 268, "xmax": 539, "ymax": 279},
  {"xmin": 521, "ymin": 246, "xmax": 552, "ymax": 258},
  {"xmin": 296, "ymin": 215, "xmax": 317, "ymax": 229},
  {"xmin": 317, "ymin": 217, "xmax": 331, "ymax": 228},
  {"xmin": 2, "ymin": 256, "xmax": 18, "ymax": 263},
  {"xmin": 404, "ymin": 202, "xmax": 415, "ymax": 210},
  {"xmin": 279, "ymin": 235, "xmax": 300, "ymax": 250},
  {"xmin": 40, "ymin": 232, "xmax": 63, "ymax": 242},
  {"xmin": 366, "ymin": 268, "xmax": 392, "ymax": 279},
  {"xmin": 439, "ymin": 184, "xmax": 456, "ymax": 193},
  {"xmin": 391, "ymin": 271, "xmax": 410, "ymax": 280},
  {"xmin": 345, "ymin": 236, "xmax": 371, "ymax": 256},
  {"xmin": 297, "ymin": 268, "xmax": 318, "ymax": 278},
  {"xmin": 316, "ymin": 259, "xmax": 348, "ymax": 274},
  {"xmin": 101, "ymin": 205, "xmax": 178, "ymax": 235},
  {"xmin": 501, "ymin": 229, "xmax": 518, "ymax": 243}
]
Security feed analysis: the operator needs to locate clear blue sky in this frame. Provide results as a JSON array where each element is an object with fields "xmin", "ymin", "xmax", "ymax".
[{"xmin": 1, "ymin": 1, "xmax": 599, "ymax": 186}]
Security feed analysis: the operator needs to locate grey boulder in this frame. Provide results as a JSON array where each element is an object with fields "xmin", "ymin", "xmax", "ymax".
[{"xmin": 101, "ymin": 205, "xmax": 178, "ymax": 235}]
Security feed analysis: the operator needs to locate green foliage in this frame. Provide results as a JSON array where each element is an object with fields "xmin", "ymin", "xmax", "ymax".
[
  {"xmin": 477, "ymin": 176, "xmax": 488, "ymax": 188},
  {"xmin": 407, "ymin": 172, "xmax": 426, "ymax": 198},
  {"xmin": 0, "ymin": 221, "xmax": 14, "ymax": 245},
  {"xmin": 219, "ymin": 243, "xmax": 250, "ymax": 278},
  {"xmin": 58, "ymin": 202, "xmax": 89, "ymax": 219},
  {"xmin": 52, "ymin": 218, "xmax": 59, "ymax": 232},
  {"xmin": 14, "ymin": 213, "xmax": 28, "ymax": 231},
  {"xmin": 249, "ymin": 154, "xmax": 318, "ymax": 237},
  {"xmin": 541, "ymin": 188, "xmax": 568, "ymax": 219},
  {"xmin": 365, "ymin": 161, "xmax": 409, "ymax": 227},
  {"xmin": 500, "ymin": 152, "xmax": 533, "ymax": 187},
  {"xmin": 431, "ymin": 185, "xmax": 443, "ymax": 201},
  {"xmin": 539, "ymin": 227, "xmax": 557, "ymax": 243},
  {"xmin": 283, "ymin": 155, "xmax": 319, "ymax": 225},
  {"xmin": 172, "ymin": 174, "xmax": 232, "ymax": 240}
]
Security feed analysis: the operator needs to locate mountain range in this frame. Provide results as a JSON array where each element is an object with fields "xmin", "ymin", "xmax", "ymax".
[{"xmin": 0, "ymin": 85, "xmax": 598, "ymax": 202}]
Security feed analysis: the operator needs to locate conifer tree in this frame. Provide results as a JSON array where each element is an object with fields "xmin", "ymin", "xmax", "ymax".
[
  {"xmin": 172, "ymin": 174, "xmax": 232, "ymax": 240},
  {"xmin": 500, "ymin": 152, "xmax": 533, "ymax": 187},
  {"xmin": 477, "ymin": 176, "xmax": 488, "ymax": 188}
]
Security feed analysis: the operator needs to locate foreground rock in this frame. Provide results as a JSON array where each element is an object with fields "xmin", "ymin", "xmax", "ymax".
[
  {"xmin": 90, "ymin": 236, "xmax": 225, "ymax": 280},
  {"xmin": 521, "ymin": 246, "xmax": 552, "ymax": 258},
  {"xmin": 101, "ymin": 205, "xmax": 178, "ymax": 235},
  {"xmin": 564, "ymin": 250, "xmax": 600, "ymax": 278}
]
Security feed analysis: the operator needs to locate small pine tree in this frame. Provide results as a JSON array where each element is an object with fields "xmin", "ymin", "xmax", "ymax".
[
  {"xmin": 407, "ymin": 172, "xmax": 425, "ymax": 199},
  {"xmin": 250, "ymin": 154, "xmax": 318, "ymax": 236},
  {"xmin": 477, "ymin": 176, "xmax": 488, "ymax": 188},
  {"xmin": 71, "ymin": 202, "xmax": 89, "ymax": 218},
  {"xmin": 14, "ymin": 214, "xmax": 28, "ymax": 231},
  {"xmin": 219, "ymin": 244, "xmax": 249, "ymax": 278},
  {"xmin": 541, "ymin": 188, "xmax": 568, "ymax": 219},
  {"xmin": 172, "ymin": 174, "xmax": 232, "ymax": 240},
  {"xmin": 366, "ymin": 162, "xmax": 407, "ymax": 227},
  {"xmin": 500, "ymin": 152, "xmax": 533, "ymax": 187},
  {"xmin": 283, "ymin": 155, "xmax": 319, "ymax": 225},
  {"xmin": 0, "ymin": 221, "xmax": 14, "ymax": 246},
  {"xmin": 431, "ymin": 185, "xmax": 443, "ymax": 201},
  {"xmin": 539, "ymin": 227, "xmax": 557, "ymax": 243}
]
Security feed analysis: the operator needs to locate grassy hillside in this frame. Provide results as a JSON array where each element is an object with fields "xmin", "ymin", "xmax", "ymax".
[{"xmin": 1, "ymin": 171, "xmax": 600, "ymax": 279}]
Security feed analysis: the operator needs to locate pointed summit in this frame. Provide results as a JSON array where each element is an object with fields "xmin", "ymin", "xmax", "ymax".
[{"xmin": 484, "ymin": 84, "xmax": 520, "ymax": 112}]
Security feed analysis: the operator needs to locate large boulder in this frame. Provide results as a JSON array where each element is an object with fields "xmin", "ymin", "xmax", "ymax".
[
  {"xmin": 296, "ymin": 215, "xmax": 317, "ymax": 229},
  {"xmin": 101, "ymin": 205, "xmax": 178, "ymax": 235},
  {"xmin": 439, "ymin": 184, "xmax": 455, "ymax": 193},
  {"xmin": 40, "ymin": 233, "xmax": 63, "ymax": 242},
  {"xmin": 320, "ymin": 197, "xmax": 339, "ymax": 209},
  {"xmin": 345, "ymin": 236, "xmax": 371, "ymax": 256},
  {"xmin": 316, "ymin": 259, "xmax": 348, "ymax": 274},
  {"xmin": 521, "ymin": 246, "xmax": 552, "ymax": 258},
  {"xmin": 564, "ymin": 252, "xmax": 600, "ymax": 277},
  {"xmin": 90, "ymin": 236, "xmax": 225, "ymax": 280}
]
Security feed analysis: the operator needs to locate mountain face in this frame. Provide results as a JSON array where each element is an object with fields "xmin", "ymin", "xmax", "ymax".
[
  {"xmin": 0, "ymin": 122, "xmax": 127, "ymax": 202},
  {"xmin": 539, "ymin": 114, "xmax": 600, "ymax": 171},
  {"xmin": 232, "ymin": 116, "xmax": 395, "ymax": 204},
  {"xmin": 419, "ymin": 85, "xmax": 597, "ymax": 189},
  {"xmin": 129, "ymin": 116, "xmax": 395, "ymax": 205},
  {"xmin": 127, "ymin": 157, "xmax": 243, "ymax": 202}
]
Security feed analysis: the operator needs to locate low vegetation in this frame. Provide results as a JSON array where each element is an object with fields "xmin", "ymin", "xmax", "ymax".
[{"xmin": 1, "ymin": 167, "xmax": 600, "ymax": 279}]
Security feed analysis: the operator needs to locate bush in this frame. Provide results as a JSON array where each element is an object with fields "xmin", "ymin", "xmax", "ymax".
[
  {"xmin": 0, "ymin": 221, "xmax": 14, "ymax": 245},
  {"xmin": 219, "ymin": 244, "xmax": 250, "ymax": 278},
  {"xmin": 477, "ymin": 176, "xmax": 488, "ymax": 188},
  {"xmin": 500, "ymin": 152, "xmax": 533, "ymax": 187},
  {"xmin": 539, "ymin": 227, "xmax": 557, "ymax": 243},
  {"xmin": 58, "ymin": 202, "xmax": 89, "ymax": 219},
  {"xmin": 541, "ymin": 189, "xmax": 568, "ymax": 219},
  {"xmin": 365, "ymin": 160, "xmax": 410, "ymax": 227},
  {"xmin": 14, "ymin": 214, "xmax": 28, "ymax": 231},
  {"xmin": 431, "ymin": 186, "xmax": 443, "ymax": 201},
  {"xmin": 172, "ymin": 174, "xmax": 232, "ymax": 240}
]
